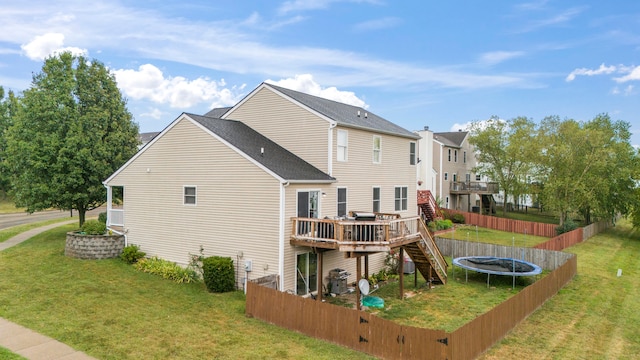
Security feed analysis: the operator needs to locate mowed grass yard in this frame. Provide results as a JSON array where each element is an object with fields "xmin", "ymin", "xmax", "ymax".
[
  {"xmin": 0, "ymin": 224, "xmax": 371, "ymax": 360},
  {"xmin": 0, "ymin": 220, "xmax": 638, "ymax": 358},
  {"xmin": 481, "ymin": 219, "xmax": 640, "ymax": 359}
]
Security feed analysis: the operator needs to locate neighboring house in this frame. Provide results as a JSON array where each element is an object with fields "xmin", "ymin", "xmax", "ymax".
[
  {"xmin": 138, "ymin": 131, "xmax": 161, "ymax": 149},
  {"xmin": 104, "ymin": 82, "xmax": 446, "ymax": 297},
  {"xmin": 416, "ymin": 128, "xmax": 498, "ymax": 213}
]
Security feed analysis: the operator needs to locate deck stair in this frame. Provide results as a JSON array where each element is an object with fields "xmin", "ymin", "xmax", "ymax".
[
  {"xmin": 402, "ymin": 218, "xmax": 448, "ymax": 285},
  {"xmin": 417, "ymin": 190, "xmax": 442, "ymax": 224},
  {"xmin": 481, "ymin": 194, "xmax": 496, "ymax": 214}
]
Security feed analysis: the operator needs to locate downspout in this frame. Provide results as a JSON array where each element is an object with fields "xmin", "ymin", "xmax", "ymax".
[
  {"xmin": 439, "ymin": 143, "xmax": 444, "ymax": 203},
  {"xmin": 327, "ymin": 121, "xmax": 337, "ymax": 176},
  {"xmin": 279, "ymin": 181, "xmax": 290, "ymax": 291}
]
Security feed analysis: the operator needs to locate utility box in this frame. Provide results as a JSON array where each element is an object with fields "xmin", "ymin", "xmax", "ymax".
[
  {"xmin": 244, "ymin": 260, "xmax": 252, "ymax": 272},
  {"xmin": 403, "ymin": 258, "xmax": 415, "ymax": 274}
]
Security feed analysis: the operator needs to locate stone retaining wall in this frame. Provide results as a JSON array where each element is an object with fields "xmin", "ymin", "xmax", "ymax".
[{"xmin": 65, "ymin": 232, "xmax": 125, "ymax": 259}]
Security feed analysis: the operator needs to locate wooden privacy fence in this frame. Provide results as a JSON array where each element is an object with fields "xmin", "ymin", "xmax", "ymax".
[
  {"xmin": 246, "ymin": 250, "xmax": 576, "ymax": 360},
  {"xmin": 246, "ymin": 218, "xmax": 611, "ymax": 359},
  {"xmin": 446, "ymin": 210, "xmax": 557, "ymax": 238}
]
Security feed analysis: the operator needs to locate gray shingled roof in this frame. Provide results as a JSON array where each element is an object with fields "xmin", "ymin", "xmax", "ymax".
[
  {"xmin": 139, "ymin": 131, "xmax": 160, "ymax": 144},
  {"xmin": 264, "ymin": 83, "xmax": 419, "ymax": 139},
  {"xmin": 186, "ymin": 113, "xmax": 335, "ymax": 183},
  {"xmin": 434, "ymin": 131, "xmax": 468, "ymax": 148},
  {"xmin": 204, "ymin": 107, "xmax": 232, "ymax": 118}
]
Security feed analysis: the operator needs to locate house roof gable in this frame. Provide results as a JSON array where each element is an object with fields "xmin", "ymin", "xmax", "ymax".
[
  {"xmin": 225, "ymin": 82, "xmax": 419, "ymax": 139},
  {"xmin": 186, "ymin": 113, "xmax": 335, "ymax": 183},
  {"xmin": 105, "ymin": 113, "xmax": 335, "ymax": 185},
  {"xmin": 434, "ymin": 131, "xmax": 468, "ymax": 148}
]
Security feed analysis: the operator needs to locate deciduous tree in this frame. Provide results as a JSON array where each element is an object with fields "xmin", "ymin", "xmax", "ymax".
[{"xmin": 5, "ymin": 52, "xmax": 139, "ymax": 226}]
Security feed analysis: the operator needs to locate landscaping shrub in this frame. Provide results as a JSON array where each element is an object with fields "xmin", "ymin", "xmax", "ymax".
[
  {"xmin": 120, "ymin": 244, "xmax": 146, "ymax": 264},
  {"xmin": 556, "ymin": 219, "xmax": 578, "ymax": 235},
  {"xmin": 133, "ymin": 256, "xmax": 200, "ymax": 283},
  {"xmin": 98, "ymin": 212, "xmax": 107, "ymax": 224},
  {"xmin": 451, "ymin": 213, "xmax": 466, "ymax": 224},
  {"xmin": 80, "ymin": 219, "xmax": 106, "ymax": 235},
  {"xmin": 202, "ymin": 256, "xmax": 235, "ymax": 293},
  {"xmin": 428, "ymin": 219, "xmax": 453, "ymax": 231}
]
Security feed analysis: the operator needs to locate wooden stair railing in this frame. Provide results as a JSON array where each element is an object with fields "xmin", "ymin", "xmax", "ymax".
[
  {"xmin": 402, "ymin": 218, "xmax": 448, "ymax": 285},
  {"xmin": 417, "ymin": 190, "xmax": 441, "ymax": 224}
]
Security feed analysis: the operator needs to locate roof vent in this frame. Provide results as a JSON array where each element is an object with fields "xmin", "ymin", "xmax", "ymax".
[
  {"xmin": 357, "ymin": 110, "xmax": 361, "ymax": 117},
  {"xmin": 424, "ymin": 126, "xmax": 429, "ymax": 131},
  {"xmin": 364, "ymin": 112, "xmax": 368, "ymax": 118},
  {"xmin": 261, "ymin": 147, "xmax": 264, "ymax": 156},
  {"xmin": 458, "ymin": 129, "xmax": 462, "ymax": 132}
]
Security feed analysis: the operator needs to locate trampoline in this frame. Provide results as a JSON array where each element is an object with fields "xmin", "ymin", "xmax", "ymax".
[{"xmin": 453, "ymin": 256, "xmax": 542, "ymax": 288}]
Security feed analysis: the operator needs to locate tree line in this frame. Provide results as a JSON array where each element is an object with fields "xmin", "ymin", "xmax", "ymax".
[
  {"xmin": 468, "ymin": 115, "xmax": 640, "ymax": 227},
  {"xmin": 0, "ymin": 52, "xmax": 139, "ymax": 226}
]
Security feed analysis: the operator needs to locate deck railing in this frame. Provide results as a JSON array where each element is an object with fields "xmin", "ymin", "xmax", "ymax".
[
  {"xmin": 290, "ymin": 215, "xmax": 422, "ymax": 252},
  {"xmin": 449, "ymin": 181, "xmax": 499, "ymax": 193},
  {"xmin": 417, "ymin": 219, "xmax": 448, "ymax": 280}
]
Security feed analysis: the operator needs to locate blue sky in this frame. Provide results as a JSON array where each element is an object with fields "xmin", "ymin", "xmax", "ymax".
[{"xmin": 1, "ymin": 1, "xmax": 640, "ymax": 144}]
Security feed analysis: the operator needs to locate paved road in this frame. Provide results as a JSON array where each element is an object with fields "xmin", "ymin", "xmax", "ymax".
[{"xmin": 0, "ymin": 207, "xmax": 105, "ymax": 230}]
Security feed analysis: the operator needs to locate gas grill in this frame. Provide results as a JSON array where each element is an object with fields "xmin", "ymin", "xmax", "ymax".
[{"xmin": 328, "ymin": 268, "xmax": 350, "ymax": 295}]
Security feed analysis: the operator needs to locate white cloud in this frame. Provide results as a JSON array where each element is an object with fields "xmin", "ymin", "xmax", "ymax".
[
  {"xmin": 565, "ymin": 63, "xmax": 616, "ymax": 81},
  {"xmin": 278, "ymin": 0, "xmax": 380, "ymax": 14},
  {"xmin": 266, "ymin": 74, "xmax": 368, "ymax": 108},
  {"xmin": 353, "ymin": 17, "xmax": 401, "ymax": 32},
  {"xmin": 113, "ymin": 64, "xmax": 245, "ymax": 108},
  {"xmin": 613, "ymin": 66, "xmax": 640, "ymax": 83},
  {"xmin": 0, "ymin": 2, "xmax": 533, "ymax": 91},
  {"xmin": 21, "ymin": 33, "xmax": 87, "ymax": 61},
  {"xmin": 140, "ymin": 108, "xmax": 164, "ymax": 120},
  {"xmin": 479, "ymin": 51, "xmax": 525, "ymax": 66}
]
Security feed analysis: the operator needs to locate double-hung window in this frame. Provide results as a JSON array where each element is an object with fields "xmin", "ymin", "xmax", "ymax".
[
  {"xmin": 337, "ymin": 130, "xmax": 348, "ymax": 162},
  {"xmin": 373, "ymin": 136, "xmax": 381, "ymax": 164},
  {"xmin": 337, "ymin": 188, "xmax": 347, "ymax": 217},
  {"xmin": 372, "ymin": 187, "xmax": 381, "ymax": 213},
  {"xmin": 184, "ymin": 186, "xmax": 197, "ymax": 205},
  {"xmin": 394, "ymin": 186, "xmax": 408, "ymax": 211},
  {"xmin": 409, "ymin": 142, "xmax": 416, "ymax": 165}
]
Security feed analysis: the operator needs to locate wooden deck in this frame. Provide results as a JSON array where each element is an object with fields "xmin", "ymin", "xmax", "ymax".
[
  {"xmin": 448, "ymin": 181, "xmax": 499, "ymax": 194},
  {"xmin": 290, "ymin": 215, "xmax": 422, "ymax": 252}
]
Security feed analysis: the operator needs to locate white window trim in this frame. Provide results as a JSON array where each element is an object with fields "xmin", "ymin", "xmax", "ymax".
[
  {"xmin": 183, "ymin": 185, "xmax": 197, "ymax": 206},
  {"xmin": 337, "ymin": 129, "xmax": 348, "ymax": 162},
  {"xmin": 409, "ymin": 142, "xmax": 416, "ymax": 165},
  {"xmin": 394, "ymin": 186, "xmax": 408, "ymax": 212},
  {"xmin": 337, "ymin": 187, "xmax": 347, "ymax": 217},
  {"xmin": 372, "ymin": 186, "xmax": 381, "ymax": 213},
  {"xmin": 372, "ymin": 135, "xmax": 381, "ymax": 164}
]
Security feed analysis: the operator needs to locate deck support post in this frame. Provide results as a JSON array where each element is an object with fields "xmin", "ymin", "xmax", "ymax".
[
  {"xmin": 316, "ymin": 249, "xmax": 323, "ymax": 302},
  {"xmin": 356, "ymin": 255, "xmax": 361, "ymax": 310},
  {"xmin": 399, "ymin": 247, "xmax": 404, "ymax": 300},
  {"xmin": 364, "ymin": 255, "xmax": 369, "ymax": 281}
]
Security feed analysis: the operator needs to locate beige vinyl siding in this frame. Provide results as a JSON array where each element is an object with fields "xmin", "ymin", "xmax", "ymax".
[
  {"xmin": 331, "ymin": 126, "xmax": 417, "ymax": 216},
  {"xmin": 225, "ymin": 87, "xmax": 330, "ymax": 172},
  {"xmin": 108, "ymin": 118, "xmax": 282, "ymax": 286}
]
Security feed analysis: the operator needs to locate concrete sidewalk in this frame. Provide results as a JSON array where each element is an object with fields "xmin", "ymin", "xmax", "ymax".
[{"xmin": 0, "ymin": 220, "xmax": 98, "ymax": 360}]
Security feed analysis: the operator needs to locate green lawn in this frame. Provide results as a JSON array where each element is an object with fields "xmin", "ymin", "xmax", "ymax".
[
  {"xmin": 1, "ymin": 220, "xmax": 637, "ymax": 359},
  {"xmin": 441, "ymin": 224, "xmax": 550, "ymax": 247},
  {"xmin": 480, "ymin": 219, "xmax": 640, "ymax": 359},
  {"xmin": 0, "ymin": 225, "xmax": 372, "ymax": 360},
  {"xmin": 351, "ymin": 261, "xmax": 539, "ymax": 332},
  {"xmin": 0, "ymin": 218, "xmax": 75, "ymax": 243},
  {"xmin": 0, "ymin": 198, "xmax": 22, "ymax": 214},
  {"xmin": 0, "ymin": 347, "xmax": 25, "ymax": 359}
]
